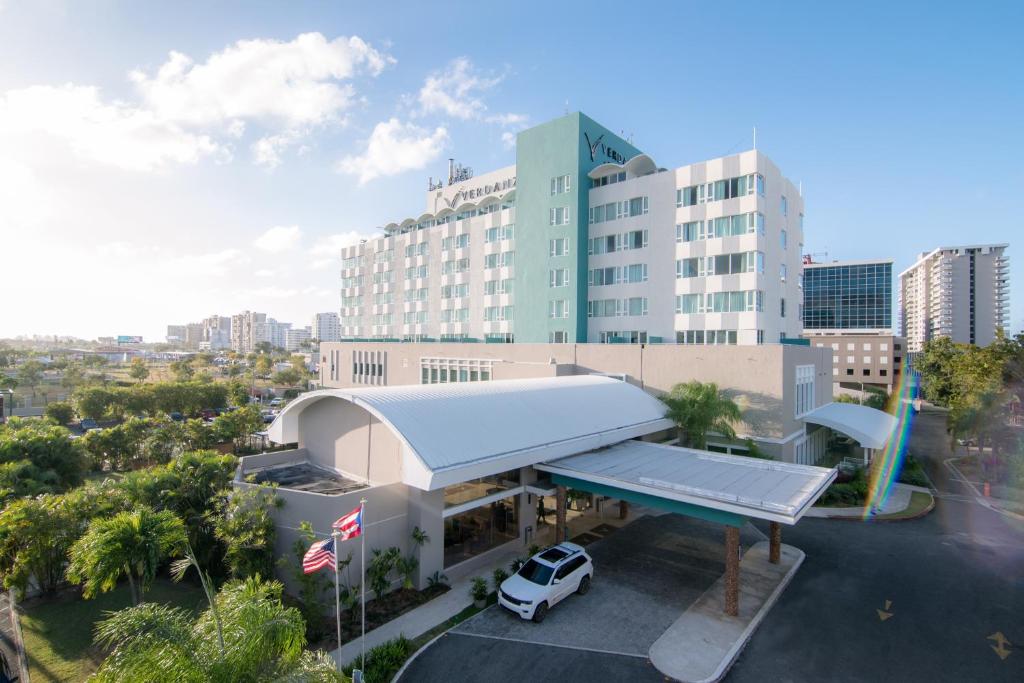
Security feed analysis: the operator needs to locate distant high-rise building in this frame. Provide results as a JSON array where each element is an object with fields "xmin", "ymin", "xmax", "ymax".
[
  {"xmin": 184, "ymin": 323, "xmax": 205, "ymax": 350},
  {"xmin": 166, "ymin": 325, "xmax": 186, "ymax": 345},
  {"xmin": 202, "ymin": 315, "xmax": 232, "ymax": 350},
  {"xmin": 267, "ymin": 319, "xmax": 292, "ymax": 350},
  {"xmin": 230, "ymin": 311, "xmax": 268, "ymax": 353},
  {"xmin": 285, "ymin": 327, "xmax": 312, "ymax": 352},
  {"xmin": 899, "ymin": 244, "xmax": 1010, "ymax": 352},
  {"xmin": 802, "ymin": 259, "xmax": 893, "ymax": 334},
  {"xmin": 312, "ymin": 312, "xmax": 342, "ymax": 342}
]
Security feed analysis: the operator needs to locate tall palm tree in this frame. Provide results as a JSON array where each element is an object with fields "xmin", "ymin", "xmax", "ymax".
[
  {"xmin": 92, "ymin": 577, "xmax": 344, "ymax": 682},
  {"xmin": 662, "ymin": 381, "xmax": 742, "ymax": 449},
  {"xmin": 67, "ymin": 506, "xmax": 186, "ymax": 605}
]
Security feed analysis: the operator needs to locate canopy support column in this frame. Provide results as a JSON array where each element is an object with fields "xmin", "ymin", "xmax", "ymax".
[
  {"xmin": 725, "ymin": 526, "xmax": 740, "ymax": 616},
  {"xmin": 769, "ymin": 522, "xmax": 781, "ymax": 564},
  {"xmin": 555, "ymin": 485, "xmax": 567, "ymax": 543}
]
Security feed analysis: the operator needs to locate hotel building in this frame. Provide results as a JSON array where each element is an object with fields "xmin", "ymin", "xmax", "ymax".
[
  {"xmin": 339, "ymin": 112, "xmax": 805, "ymax": 346},
  {"xmin": 899, "ymin": 244, "xmax": 1010, "ymax": 352}
]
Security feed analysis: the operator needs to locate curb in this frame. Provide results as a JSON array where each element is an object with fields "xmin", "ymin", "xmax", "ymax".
[
  {"xmin": 649, "ymin": 543, "xmax": 805, "ymax": 683},
  {"xmin": 945, "ymin": 459, "xmax": 1024, "ymax": 522},
  {"xmin": 813, "ymin": 492, "xmax": 936, "ymax": 523},
  {"xmin": 392, "ymin": 629, "xmax": 449, "ymax": 682}
]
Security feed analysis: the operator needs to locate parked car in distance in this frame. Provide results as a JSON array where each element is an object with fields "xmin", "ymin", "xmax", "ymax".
[
  {"xmin": 200, "ymin": 409, "xmax": 217, "ymax": 421},
  {"xmin": 169, "ymin": 412, "xmax": 184, "ymax": 422},
  {"xmin": 498, "ymin": 542, "xmax": 593, "ymax": 622},
  {"xmin": 269, "ymin": 397, "xmax": 284, "ymax": 407},
  {"xmin": 80, "ymin": 418, "xmax": 100, "ymax": 432}
]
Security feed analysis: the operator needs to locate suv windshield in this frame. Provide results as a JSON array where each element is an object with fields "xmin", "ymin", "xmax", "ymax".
[{"xmin": 518, "ymin": 559, "xmax": 554, "ymax": 585}]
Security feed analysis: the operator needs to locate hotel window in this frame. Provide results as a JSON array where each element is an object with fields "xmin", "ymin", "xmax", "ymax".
[
  {"xmin": 628, "ymin": 196, "xmax": 649, "ymax": 216},
  {"xmin": 781, "ymin": 298, "xmax": 787, "ymax": 318},
  {"xmin": 708, "ymin": 251, "xmax": 762, "ymax": 275},
  {"xmin": 676, "ymin": 221, "xmax": 701, "ymax": 242},
  {"xmin": 623, "ymin": 263, "xmax": 648, "ymax": 283},
  {"xmin": 441, "ymin": 283, "xmax": 470, "ymax": 299},
  {"xmin": 880, "ymin": 343, "xmax": 889, "ymax": 351},
  {"xmin": 373, "ymin": 249, "xmax": 393, "ymax": 264},
  {"xmin": 549, "ymin": 299, "xmax": 569, "ymax": 319},
  {"xmin": 372, "ymin": 313, "xmax": 393, "ymax": 325},
  {"xmin": 341, "ymin": 295, "xmax": 362, "ymax": 308},
  {"xmin": 588, "ymin": 299, "xmax": 621, "ymax": 318},
  {"xmin": 781, "ymin": 195, "xmax": 788, "ymax": 216},
  {"xmin": 342, "ymin": 256, "xmax": 360, "ymax": 269},
  {"xmin": 483, "ymin": 306, "xmax": 514, "ymax": 322},
  {"xmin": 625, "ymin": 297, "xmax": 648, "ymax": 316},
  {"xmin": 833, "ymin": 367, "xmax": 839, "ymax": 376},
  {"xmin": 484, "ymin": 251, "xmax": 514, "ymax": 269},
  {"xmin": 440, "ymin": 308, "xmax": 470, "ymax": 323},
  {"xmin": 550, "ymin": 207, "xmax": 571, "ymax": 226},
  {"xmin": 405, "ymin": 242, "xmax": 429, "ymax": 257},
  {"xmin": 484, "ymin": 224, "xmax": 515, "ymax": 243},
  {"xmin": 352, "ymin": 350, "xmax": 387, "ymax": 385},
  {"xmin": 442, "ymin": 258, "xmax": 470, "ymax": 274},
  {"xmin": 863, "ymin": 356, "xmax": 872, "ymax": 364},
  {"xmin": 780, "ymin": 264, "xmax": 787, "ymax": 281},
  {"xmin": 847, "ymin": 355, "xmax": 855, "ymax": 363},
  {"xmin": 372, "ymin": 270, "xmax": 393, "ymax": 284},
  {"xmin": 550, "ymin": 174, "xmax": 571, "ymax": 195},
  {"xmin": 589, "ymin": 266, "xmax": 617, "ymax": 286},
  {"xmin": 409, "ymin": 287, "xmax": 429, "ymax": 301},
  {"xmin": 863, "ymin": 343, "xmax": 872, "ymax": 350},
  {"xmin": 676, "ymin": 257, "xmax": 703, "ymax": 278},
  {"xmin": 757, "ymin": 174, "xmax": 765, "ymax": 195},
  {"xmin": 403, "ymin": 310, "xmax": 428, "ymax": 324},
  {"xmin": 704, "ymin": 290, "xmax": 758, "ymax": 313},
  {"xmin": 483, "ymin": 278, "xmax": 513, "ymax": 295},
  {"xmin": 405, "ymin": 264, "xmax": 428, "ymax": 280},
  {"xmin": 549, "ymin": 268, "xmax": 570, "ymax": 288},
  {"xmin": 624, "ymin": 229, "xmax": 648, "ymax": 249},
  {"xmin": 880, "ymin": 356, "xmax": 889, "ymax": 364},
  {"xmin": 441, "ymin": 233, "xmax": 470, "ymax": 251},
  {"xmin": 781, "ymin": 230, "xmax": 787, "ymax": 249},
  {"xmin": 591, "ymin": 171, "xmax": 626, "ymax": 188},
  {"xmin": 676, "ymin": 294, "xmax": 701, "ymax": 314},
  {"xmin": 422, "ymin": 357, "xmax": 494, "ymax": 385},
  {"xmin": 676, "ymin": 185, "xmax": 699, "ymax": 207},
  {"xmin": 549, "ymin": 238, "xmax": 569, "ymax": 256},
  {"xmin": 373, "ymin": 291, "xmax": 393, "ymax": 305},
  {"xmin": 795, "ymin": 365, "xmax": 815, "ymax": 417},
  {"xmin": 549, "ymin": 331, "xmax": 569, "ymax": 343}
]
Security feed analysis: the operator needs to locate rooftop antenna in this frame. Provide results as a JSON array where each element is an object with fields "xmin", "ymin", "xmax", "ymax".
[
  {"xmin": 564, "ymin": 99, "xmax": 569, "ymax": 115},
  {"xmin": 753, "ymin": 126, "xmax": 757, "ymax": 150},
  {"xmin": 799, "ymin": 180, "xmax": 803, "ymax": 196}
]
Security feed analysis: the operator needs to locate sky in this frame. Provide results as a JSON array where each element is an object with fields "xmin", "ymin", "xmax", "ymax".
[{"xmin": 1, "ymin": 0, "xmax": 1022, "ymax": 341}]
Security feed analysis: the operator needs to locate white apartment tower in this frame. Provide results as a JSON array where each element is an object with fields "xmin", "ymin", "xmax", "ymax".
[
  {"xmin": 230, "ymin": 311, "xmax": 268, "ymax": 353},
  {"xmin": 899, "ymin": 244, "xmax": 1010, "ymax": 352},
  {"xmin": 312, "ymin": 312, "xmax": 342, "ymax": 342}
]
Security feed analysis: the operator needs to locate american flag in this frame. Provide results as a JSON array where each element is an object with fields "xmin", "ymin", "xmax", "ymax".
[
  {"xmin": 302, "ymin": 537, "xmax": 336, "ymax": 574},
  {"xmin": 333, "ymin": 504, "xmax": 363, "ymax": 541}
]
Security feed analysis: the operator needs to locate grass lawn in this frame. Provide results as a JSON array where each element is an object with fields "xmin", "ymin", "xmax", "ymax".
[
  {"xmin": 875, "ymin": 491, "xmax": 934, "ymax": 521},
  {"xmin": 19, "ymin": 578, "xmax": 207, "ymax": 683}
]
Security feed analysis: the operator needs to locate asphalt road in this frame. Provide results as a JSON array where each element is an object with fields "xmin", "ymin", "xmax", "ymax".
[{"xmin": 403, "ymin": 405, "xmax": 1024, "ymax": 682}]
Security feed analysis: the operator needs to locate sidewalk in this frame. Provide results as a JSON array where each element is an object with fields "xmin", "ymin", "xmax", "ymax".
[
  {"xmin": 649, "ymin": 541, "xmax": 804, "ymax": 682},
  {"xmin": 329, "ymin": 546, "xmax": 521, "ymax": 668},
  {"xmin": 804, "ymin": 482, "xmax": 924, "ymax": 519}
]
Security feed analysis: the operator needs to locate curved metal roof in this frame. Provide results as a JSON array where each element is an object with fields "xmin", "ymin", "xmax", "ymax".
[
  {"xmin": 801, "ymin": 402, "xmax": 898, "ymax": 450},
  {"xmin": 268, "ymin": 376, "xmax": 674, "ymax": 489}
]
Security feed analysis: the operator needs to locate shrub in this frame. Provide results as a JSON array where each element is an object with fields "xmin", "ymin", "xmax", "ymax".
[
  {"xmin": 470, "ymin": 576, "xmax": 489, "ymax": 602},
  {"xmin": 345, "ymin": 636, "xmax": 412, "ymax": 683},
  {"xmin": 492, "ymin": 567, "xmax": 509, "ymax": 591},
  {"xmin": 44, "ymin": 401, "xmax": 75, "ymax": 425},
  {"xmin": 426, "ymin": 570, "xmax": 448, "ymax": 588}
]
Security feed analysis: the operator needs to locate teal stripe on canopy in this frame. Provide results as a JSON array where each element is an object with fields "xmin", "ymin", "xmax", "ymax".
[{"xmin": 550, "ymin": 473, "xmax": 747, "ymax": 528}]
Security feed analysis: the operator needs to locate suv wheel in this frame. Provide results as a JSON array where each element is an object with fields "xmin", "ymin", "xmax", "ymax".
[
  {"xmin": 577, "ymin": 575, "xmax": 591, "ymax": 595},
  {"xmin": 532, "ymin": 601, "xmax": 548, "ymax": 623}
]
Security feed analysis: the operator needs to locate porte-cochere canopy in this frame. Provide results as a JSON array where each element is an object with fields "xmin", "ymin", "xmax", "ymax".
[
  {"xmin": 268, "ymin": 375, "xmax": 674, "ymax": 490},
  {"xmin": 800, "ymin": 402, "xmax": 898, "ymax": 450}
]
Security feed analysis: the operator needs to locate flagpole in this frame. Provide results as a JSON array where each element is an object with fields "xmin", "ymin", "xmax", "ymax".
[
  {"xmin": 332, "ymin": 529, "xmax": 341, "ymax": 667},
  {"xmin": 360, "ymin": 497, "xmax": 367, "ymax": 673}
]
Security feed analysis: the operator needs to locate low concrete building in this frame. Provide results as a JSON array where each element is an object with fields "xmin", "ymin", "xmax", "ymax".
[
  {"xmin": 318, "ymin": 341, "xmax": 834, "ymax": 464},
  {"xmin": 242, "ymin": 376, "xmax": 868, "ymax": 613},
  {"xmin": 805, "ymin": 333, "xmax": 906, "ymax": 393}
]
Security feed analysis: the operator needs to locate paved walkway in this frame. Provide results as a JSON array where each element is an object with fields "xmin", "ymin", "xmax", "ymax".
[
  {"xmin": 803, "ymin": 482, "xmax": 921, "ymax": 518},
  {"xmin": 649, "ymin": 541, "xmax": 803, "ymax": 682},
  {"xmin": 330, "ymin": 546, "xmax": 522, "ymax": 668}
]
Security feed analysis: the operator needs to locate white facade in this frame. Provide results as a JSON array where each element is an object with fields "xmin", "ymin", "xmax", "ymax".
[
  {"xmin": 230, "ymin": 311, "xmax": 268, "ymax": 353},
  {"xmin": 899, "ymin": 244, "xmax": 1010, "ymax": 352},
  {"xmin": 285, "ymin": 327, "xmax": 311, "ymax": 352},
  {"xmin": 312, "ymin": 312, "xmax": 343, "ymax": 342},
  {"xmin": 586, "ymin": 150, "xmax": 804, "ymax": 344}
]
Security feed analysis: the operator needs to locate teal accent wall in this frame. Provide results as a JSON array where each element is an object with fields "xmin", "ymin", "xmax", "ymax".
[
  {"xmin": 513, "ymin": 113, "xmax": 643, "ymax": 342},
  {"xmin": 550, "ymin": 473, "xmax": 747, "ymax": 528}
]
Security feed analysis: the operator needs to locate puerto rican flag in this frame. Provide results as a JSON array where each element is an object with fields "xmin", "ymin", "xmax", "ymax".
[
  {"xmin": 333, "ymin": 504, "xmax": 363, "ymax": 541},
  {"xmin": 302, "ymin": 537, "xmax": 336, "ymax": 574}
]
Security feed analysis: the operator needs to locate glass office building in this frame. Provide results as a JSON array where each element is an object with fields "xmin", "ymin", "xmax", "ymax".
[{"xmin": 802, "ymin": 259, "xmax": 893, "ymax": 333}]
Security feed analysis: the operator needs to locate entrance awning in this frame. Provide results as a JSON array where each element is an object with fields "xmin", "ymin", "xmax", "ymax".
[
  {"xmin": 801, "ymin": 402, "xmax": 897, "ymax": 450},
  {"xmin": 535, "ymin": 441, "xmax": 837, "ymax": 525}
]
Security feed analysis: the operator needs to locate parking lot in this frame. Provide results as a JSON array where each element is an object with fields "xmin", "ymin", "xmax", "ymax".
[{"xmin": 401, "ymin": 513, "xmax": 763, "ymax": 681}]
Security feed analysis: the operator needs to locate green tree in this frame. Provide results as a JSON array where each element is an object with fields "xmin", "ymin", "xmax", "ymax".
[
  {"xmin": 91, "ymin": 577, "xmax": 343, "ymax": 682},
  {"xmin": 128, "ymin": 357, "xmax": 150, "ymax": 383},
  {"xmin": 169, "ymin": 359, "xmax": 195, "ymax": 382},
  {"xmin": 17, "ymin": 360, "xmax": 44, "ymax": 400},
  {"xmin": 61, "ymin": 363, "xmax": 85, "ymax": 390},
  {"xmin": 213, "ymin": 405, "xmax": 263, "ymax": 450},
  {"xmin": 255, "ymin": 355, "xmax": 274, "ymax": 377},
  {"xmin": 44, "ymin": 400, "xmax": 75, "ymax": 425},
  {"xmin": 212, "ymin": 486, "xmax": 282, "ymax": 580},
  {"xmin": 662, "ymin": 381, "xmax": 742, "ymax": 449},
  {"xmin": 0, "ymin": 417, "xmax": 88, "ymax": 494},
  {"xmin": 67, "ymin": 506, "xmax": 186, "ymax": 605},
  {"xmin": 278, "ymin": 521, "xmax": 333, "ymax": 640}
]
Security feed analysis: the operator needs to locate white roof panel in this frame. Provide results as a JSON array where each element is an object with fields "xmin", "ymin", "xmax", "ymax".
[
  {"xmin": 537, "ymin": 441, "xmax": 837, "ymax": 525},
  {"xmin": 801, "ymin": 402, "xmax": 898, "ymax": 450}
]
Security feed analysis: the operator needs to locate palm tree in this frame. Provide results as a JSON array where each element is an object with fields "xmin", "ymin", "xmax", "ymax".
[
  {"xmin": 67, "ymin": 506, "xmax": 186, "ymax": 605},
  {"xmin": 92, "ymin": 576, "xmax": 344, "ymax": 682},
  {"xmin": 662, "ymin": 381, "xmax": 742, "ymax": 449}
]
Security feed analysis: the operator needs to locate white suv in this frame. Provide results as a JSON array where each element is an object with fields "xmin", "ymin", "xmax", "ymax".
[{"xmin": 498, "ymin": 542, "xmax": 594, "ymax": 622}]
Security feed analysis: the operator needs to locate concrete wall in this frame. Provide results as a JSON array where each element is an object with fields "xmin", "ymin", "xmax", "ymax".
[{"xmin": 298, "ymin": 397, "xmax": 403, "ymax": 484}]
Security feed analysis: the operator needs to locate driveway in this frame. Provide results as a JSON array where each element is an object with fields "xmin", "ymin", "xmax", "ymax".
[{"xmin": 400, "ymin": 513, "xmax": 762, "ymax": 681}]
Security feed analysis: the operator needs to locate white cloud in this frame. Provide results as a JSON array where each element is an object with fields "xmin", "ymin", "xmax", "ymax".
[
  {"xmin": 0, "ymin": 84, "xmax": 221, "ymax": 171},
  {"xmin": 254, "ymin": 225, "xmax": 302, "ymax": 252},
  {"xmin": 501, "ymin": 131, "xmax": 517, "ymax": 150},
  {"xmin": 251, "ymin": 129, "xmax": 305, "ymax": 169},
  {"xmin": 417, "ymin": 58, "xmax": 524, "ymax": 127},
  {"xmin": 131, "ymin": 33, "xmax": 393, "ymax": 127},
  {"xmin": 337, "ymin": 118, "xmax": 448, "ymax": 184}
]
